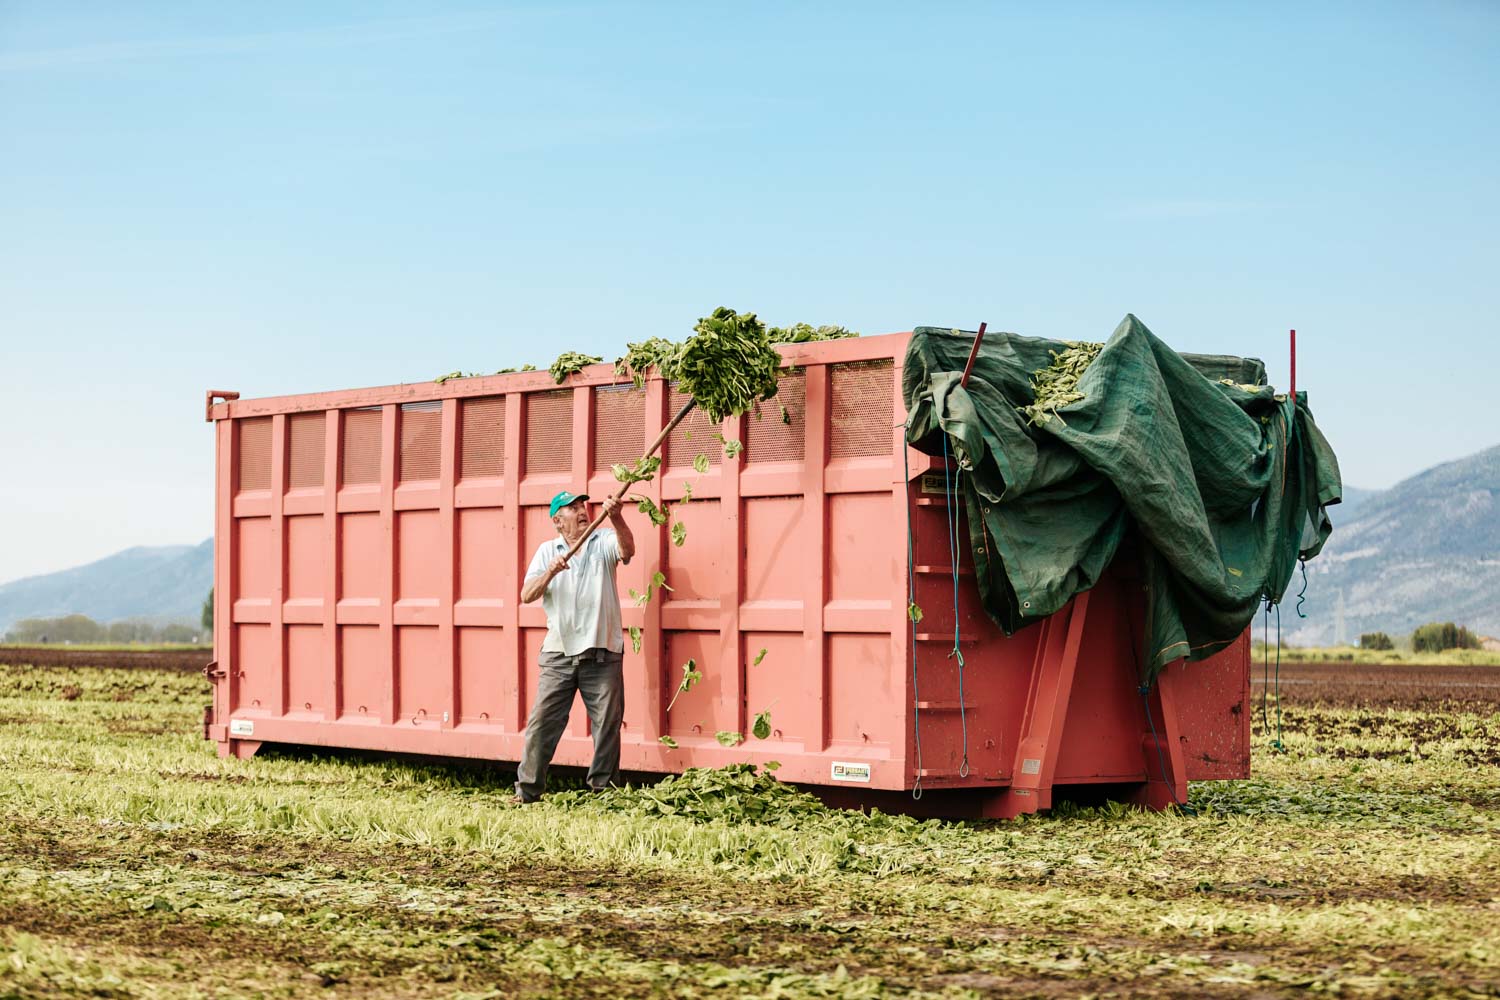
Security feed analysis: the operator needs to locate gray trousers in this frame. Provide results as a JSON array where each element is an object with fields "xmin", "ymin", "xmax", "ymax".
[{"xmin": 514, "ymin": 647, "xmax": 624, "ymax": 801}]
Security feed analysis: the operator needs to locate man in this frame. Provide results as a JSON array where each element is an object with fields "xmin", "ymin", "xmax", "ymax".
[{"xmin": 512, "ymin": 490, "xmax": 635, "ymax": 803}]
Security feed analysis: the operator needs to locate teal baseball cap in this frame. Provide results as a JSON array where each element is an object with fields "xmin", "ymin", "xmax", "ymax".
[{"xmin": 548, "ymin": 491, "xmax": 589, "ymax": 517}]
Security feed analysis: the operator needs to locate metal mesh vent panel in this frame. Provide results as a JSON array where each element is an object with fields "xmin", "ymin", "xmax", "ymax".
[
  {"xmin": 830, "ymin": 360, "xmax": 894, "ymax": 459},
  {"xmin": 460, "ymin": 396, "xmax": 506, "ymax": 479},
  {"xmin": 666, "ymin": 386, "xmax": 721, "ymax": 468},
  {"xmin": 399, "ymin": 401, "xmax": 441, "ymax": 482},
  {"xmin": 237, "ymin": 417, "xmax": 272, "ymax": 492},
  {"xmin": 525, "ymin": 390, "xmax": 572, "ymax": 474},
  {"xmin": 746, "ymin": 371, "xmax": 806, "ymax": 464},
  {"xmin": 342, "ymin": 408, "xmax": 383, "ymax": 486},
  {"xmin": 593, "ymin": 385, "xmax": 645, "ymax": 471},
  {"xmin": 287, "ymin": 413, "xmax": 325, "ymax": 489}
]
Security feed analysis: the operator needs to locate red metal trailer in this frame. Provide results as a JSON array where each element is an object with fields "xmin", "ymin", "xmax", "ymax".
[{"xmin": 203, "ymin": 333, "xmax": 1249, "ymax": 818}]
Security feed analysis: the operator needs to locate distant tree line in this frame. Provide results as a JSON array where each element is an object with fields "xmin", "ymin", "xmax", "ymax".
[
  {"xmin": 2, "ymin": 614, "xmax": 204, "ymax": 646},
  {"xmin": 1360, "ymin": 622, "xmax": 1484, "ymax": 653}
]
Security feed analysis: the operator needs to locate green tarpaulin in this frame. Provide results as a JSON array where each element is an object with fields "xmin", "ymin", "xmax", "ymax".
[{"xmin": 903, "ymin": 314, "xmax": 1342, "ymax": 681}]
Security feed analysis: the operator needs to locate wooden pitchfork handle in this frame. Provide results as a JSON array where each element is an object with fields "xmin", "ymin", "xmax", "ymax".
[{"xmin": 557, "ymin": 397, "xmax": 697, "ymax": 565}]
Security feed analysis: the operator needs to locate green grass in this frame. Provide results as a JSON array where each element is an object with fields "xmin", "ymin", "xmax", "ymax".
[
  {"xmin": 1262, "ymin": 644, "xmax": 1500, "ymax": 666},
  {"xmin": 1, "ymin": 663, "xmax": 1497, "ymax": 998}
]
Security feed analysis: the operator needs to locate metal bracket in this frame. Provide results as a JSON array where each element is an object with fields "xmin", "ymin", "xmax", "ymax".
[
  {"xmin": 203, "ymin": 660, "xmax": 225, "ymax": 681},
  {"xmin": 205, "ymin": 389, "xmax": 239, "ymax": 422}
]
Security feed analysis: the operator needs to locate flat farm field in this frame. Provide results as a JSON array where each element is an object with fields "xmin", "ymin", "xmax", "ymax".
[{"xmin": 1, "ymin": 660, "xmax": 1497, "ymax": 999}]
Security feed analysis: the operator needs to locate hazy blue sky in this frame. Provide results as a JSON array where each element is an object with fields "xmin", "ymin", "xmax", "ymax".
[{"xmin": 2, "ymin": 1, "xmax": 1497, "ymax": 584}]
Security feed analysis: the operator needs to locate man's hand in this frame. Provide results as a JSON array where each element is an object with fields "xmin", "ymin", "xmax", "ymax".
[
  {"xmin": 604, "ymin": 495, "xmax": 636, "ymax": 564},
  {"xmin": 548, "ymin": 554, "xmax": 570, "ymax": 576}
]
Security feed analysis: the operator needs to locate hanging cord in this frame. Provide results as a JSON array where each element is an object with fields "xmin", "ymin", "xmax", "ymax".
[
  {"xmin": 1260, "ymin": 602, "xmax": 1270, "ymax": 733},
  {"xmin": 1295, "ymin": 557, "xmax": 1309, "ymax": 619},
  {"xmin": 1271, "ymin": 601, "xmax": 1285, "ymax": 753},
  {"xmin": 941, "ymin": 433, "xmax": 972, "ymax": 779},
  {"xmin": 902, "ymin": 424, "xmax": 924, "ymax": 800}
]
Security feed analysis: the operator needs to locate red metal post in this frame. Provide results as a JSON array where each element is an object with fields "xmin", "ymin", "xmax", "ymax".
[
  {"xmin": 1289, "ymin": 329, "xmax": 1296, "ymax": 399},
  {"xmin": 959, "ymin": 323, "xmax": 988, "ymax": 388}
]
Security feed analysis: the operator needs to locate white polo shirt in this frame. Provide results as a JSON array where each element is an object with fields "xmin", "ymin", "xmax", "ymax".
[{"xmin": 523, "ymin": 529, "xmax": 627, "ymax": 656}]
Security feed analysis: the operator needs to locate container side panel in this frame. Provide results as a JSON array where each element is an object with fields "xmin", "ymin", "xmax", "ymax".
[
  {"xmin": 827, "ymin": 493, "xmax": 896, "ymax": 603},
  {"xmin": 237, "ymin": 417, "xmax": 272, "ymax": 492},
  {"xmin": 457, "ymin": 508, "xmax": 505, "ymax": 601},
  {"xmin": 339, "ymin": 625, "xmax": 384, "ymax": 719},
  {"xmin": 460, "ymin": 397, "xmax": 506, "ymax": 480},
  {"xmin": 285, "ymin": 515, "xmax": 324, "ymax": 600},
  {"xmin": 286, "ymin": 624, "xmax": 323, "ymax": 714},
  {"xmin": 457, "ymin": 626, "xmax": 507, "ymax": 725},
  {"xmin": 234, "ymin": 624, "xmax": 275, "ymax": 712},
  {"xmin": 341, "ymin": 409, "xmax": 383, "ymax": 485},
  {"xmin": 397, "ymin": 510, "xmax": 443, "ymax": 603},
  {"xmin": 741, "ymin": 496, "xmax": 804, "ymax": 613},
  {"xmin": 399, "ymin": 402, "xmax": 442, "ymax": 482},
  {"xmin": 829, "ymin": 360, "xmax": 894, "ymax": 459},
  {"xmin": 1053, "ymin": 582, "xmax": 1152, "ymax": 782},
  {"xmin": 235, "ymin": 517, "xmax": 274, "ymax": 606},
  {"xmin": 593, "ymin": 385, "xmax": 646, "ymax": 471},
  {"xmin": 827, "ymin": 633, "xmax": 897, "ymax": 746},
  {"xmin": 742, "ymin": 631, "xmax": 815, "ymax": 745},
  {"xmin": 661, "ymin": 499, "xmax": 721, "ymax": 603},
  {"xmin": 520, "ymin": 507, "xmax": 557, "ymax": 575},
  {"xmin": 397, "ymin": 626, "xmax": 442, "ymax": 722},
  {"xmin": 1176, "ymin": 635, "xmax": 1251, "ymax": 780},
  {"xmin": 664, "ymin": 630, "xmax": 734, "ymax": 738},
  {"xmin": 745, "ymin": 372, "xmax": 806, "ymax": 464},
  {"xmin": 525, "ymin": 391, "xmax": 572, "ymax": 474},
  {"xmin": 287, "ymin": 413, "xmax": 326, "ymax": 489},
  {"xmin": 666, "ymin": 386, "xmax": 721, "ymax": 468},
  {"xmin": 339, "ymin": 513, "xmax": 383, "ymax": 601}
]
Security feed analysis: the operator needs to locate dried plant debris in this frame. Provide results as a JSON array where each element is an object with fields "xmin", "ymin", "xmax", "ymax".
[
  {"xmin": 1017, "ymin": 341, "xmax": 1104, "ymax": 426},
  {"xmin": 548, "ymin": 352, "xmax": 603, "ymax": 384},
  {"xmin": 614, "ymin": 337, "xmax": 683, "ymax": 387},
  {"xmin": 767, "ymin": 323, "xmax": 859, "ymax": 344},
  {"xmin": 435, "ymin": 364, "xmax": 537, "ymax": 384}
]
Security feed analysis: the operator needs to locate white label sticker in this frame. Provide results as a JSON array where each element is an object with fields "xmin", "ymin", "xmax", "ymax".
[
  {"xmin": 229, "ymin": 719, "xmax": 255, "ymax": 737},
  {"xmin": 1021, "ymin": 757, "xmax": 1041, "ymax": 775},
  {"xmin": 830, "ymin": 761, "xmax": 871, "ymax": 783}
]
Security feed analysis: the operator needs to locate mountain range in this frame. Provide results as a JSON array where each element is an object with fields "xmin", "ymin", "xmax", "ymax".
[
  {"xmin": 1289, "ymin": 444, "xmax": 1500, "ymax": 645},
  {"xmin": 0, "ymin": 540, "xmax": 212, "ymax": 633},
  {"xmin": 1, "ymin": 444, "xmax": 1496, "ymax": 644}
]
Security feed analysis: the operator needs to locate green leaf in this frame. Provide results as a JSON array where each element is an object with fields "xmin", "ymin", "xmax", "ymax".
[
  {"xmin": 715, "ymin": 731, "xmax": 743, "ymax": 747},
  {"xmin": 752, "ymin": 648, "xmax": 767, "ymax": 667},
  {"xmin": 722, "ymin": 438, "xmax": 743, "ymax": 459},
  {"xmin": 752, "ymin": 710, "xmax": 772, "ymax": 740},
  {"xmin": 780, "ymin": 403, "xmax": 791, "ymax": 425},
  {"xmin": 762, "ymin": 760, "xmax": 782, "ymax": 772},
  {"xmin": 652, "ymin": 571, "xmax": 672, "ymax": 592},
  {"xmin": 682, "ymin": 481, "xmax": 694, "ymax": 502},
  {"xmin": 658, "ymin": 735, "xmax": 678, "ymax": 750},
  {"xmin": 907, "ymin": 602, "xmax": 924, "ymax": 624},
  {"xmin": 628, "ymin": 627, "xmax": 642, "ymax": 655},
  {"xmin": 671, "ymin": 522, "xmax": 687, "ymax": 547},
  {"xmin": 693, "ymin": 454, "xmax": 710, "ymax": 475}
]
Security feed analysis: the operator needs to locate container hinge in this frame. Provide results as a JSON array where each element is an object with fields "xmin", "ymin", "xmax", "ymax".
[{"xmin": 203, "ymin": 660, "xmax": 225, "ymax": 682}]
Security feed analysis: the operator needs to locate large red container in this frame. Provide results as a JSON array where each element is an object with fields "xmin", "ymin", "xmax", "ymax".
[{"xmin": 204, "ymin": 333, "xmax": 1249, "ymax": 817}]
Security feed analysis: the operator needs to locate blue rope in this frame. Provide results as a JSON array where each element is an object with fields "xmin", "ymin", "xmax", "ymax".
[
  {"xmin": 1271, "ymin": 602, "xmax": 1285, "ymax": 753},
  {"xmin": 902, "ymin": 425, "xmax": 924, "ymax": 800},
  {"xmin": 941, "ymin": 434, "xmax": 971, "ymax": 779}
]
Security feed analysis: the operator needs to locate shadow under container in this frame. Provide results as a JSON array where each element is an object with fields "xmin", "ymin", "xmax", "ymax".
[{"xmin": 203, "ymin": 333, "xmax": 1249, "ymax": 818}]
